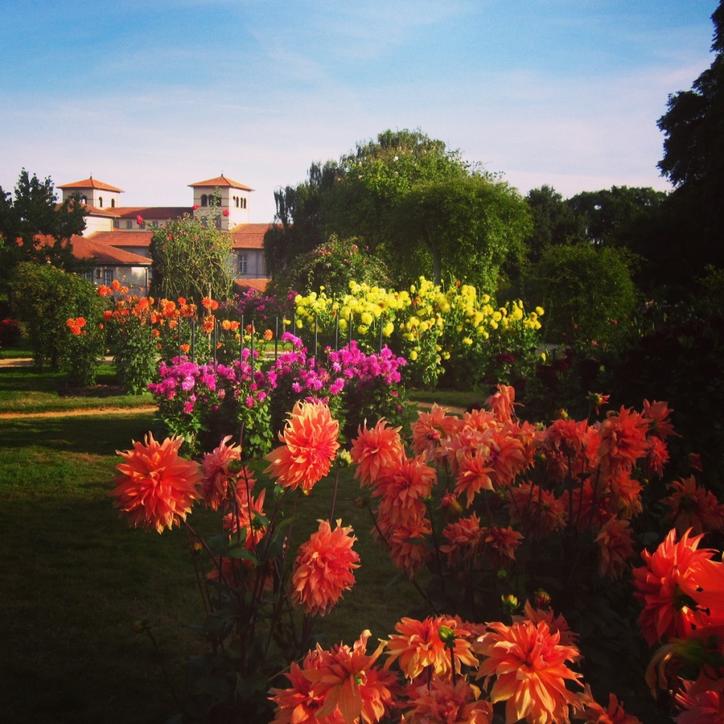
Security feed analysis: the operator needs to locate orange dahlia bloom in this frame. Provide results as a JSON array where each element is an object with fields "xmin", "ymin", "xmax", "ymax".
[
  {"xmin": 402, "ymin": 678, "xmax": 492, "ymax": 723},
  {"xmin": 270, "ymin": 649, "xmax": 344, "ymax": 724},
  {"xmin": 598, "ymin": 407, "xmax": 650, "ymax": 475},
  {"xmin": 481, "ymin": 526, "xmax": 523, "ymax": 563},
  {"xmin": 201, "ymin": 435, "xmax": 242, "ymax": 510},
  {"xmin": 647, "ymin": 436, "xmax": 669, "ymax": 477},
  {"xmin": 508, "ymin": 482, "xmax": 567, "ymax": 536},
  {"xmin": 351, "ymin": 419, "xmax": 404, "ymax": 487},
  {"xmin": 412, "ymin": 404, "xmax": 457, "ymax": 455},
  {"xmin": 476, "ymin": 619, "xmax": 582, "ymax": 724},
  {"xmin": 642, "ymin": 399, "xmax": 675, "ymax": 440},
  {"xmin": 485, "ymin": 384, "xmax": 516, "ymax": 424},
  {"xmin": 386, "ymin": 616, "xmax": 478, "ymax": 680},
  {"xmin": 632, "ymin": 528, "xmax": 724, "ymax": 645},
  {"xmin": 113, "ymin": 433, "xmax": 201, "ymax": 534},
  {"xmin": 596, "ymin": 517, "xmax": 635, "ymax": 579},
  {"xmin": 378, "ymin": 513, "xmax": 432, "ymax": 576},
  {"xmin": 515, "ymin": 601, "xmax": 579, "ymax": 648},
  {"xmin": 663, "ymin": 476, "xmax": 724, "ymax": 535},
  {"xmin": 579, "ymin": 685, "xmax": 641, "ymax": 724},
  {"xmin": 486, "ymin": 429, "xmax": 528, "ymax": 487},
  {"xmin": 223, "ymin": 483, "xmax": 267, "ymax": 550},
  {"xmin": 292, "ymin": 519, "xmax": 360, "ymax": 616},
  {"xmin": 441, "ymin": 514, "xmax": 483, "ymax": 563},
  {"xmin": 301, "ymin": 631, "xmax": 396, "ymax": 723},
  {"xmin": 265, "ymin": 401, "xmax": 340, "ymax": 494},
  {"xmin": 454, "ymin": 450, "xmax": 494, "ymax": 506},
  {"xmin": 674, "ymin": 674, "xmax": 724, "ymax": 724},
  {"xmin": 374, "ymin": 455, "xmax": 437, "ymax": 525}
]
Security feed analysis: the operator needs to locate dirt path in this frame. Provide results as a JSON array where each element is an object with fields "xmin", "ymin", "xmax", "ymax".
[{"xmin": 0, "ymin": 405, "xmax": 156, "ymax": 420}]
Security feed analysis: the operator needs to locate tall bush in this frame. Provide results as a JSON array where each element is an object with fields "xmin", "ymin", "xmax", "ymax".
[
  {"xmin": 526, "ymin": 244, "xmax": 636, "ymax": 348},
  {"xmin": 10, "ymin": 262, "xmax": 104, "ymax": 377}
]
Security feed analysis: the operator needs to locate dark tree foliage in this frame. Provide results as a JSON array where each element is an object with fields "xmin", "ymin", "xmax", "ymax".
[
  {"xmin": 0, "ymin": 169, "xmax": 86, "ymax": 289},
  {"xmin": 655, "ymin": 1, "xmax": 724, "ymax": 286},
  {"xmin": 524, "ymin": 185, "xmax": 587, "ymax": 261}
]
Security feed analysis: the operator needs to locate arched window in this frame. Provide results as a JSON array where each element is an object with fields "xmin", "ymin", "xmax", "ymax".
[
  {"xmin": 215, "ymin": 216, "xmax": 222, "ymax": 229},
  {"xmin": 111, "ymin": 198, "xmax": 115, "ymax": 208},
  {"xmin": 201, "ymin": 194, "xmax": 208, "ymax": 207},
  {"xmin": 80, "ymin": 195, "xmax": 87, "ymax": 206},
  {"xmin": 98, "ymin": 196, "xmax": 103, "ymax": 207}
]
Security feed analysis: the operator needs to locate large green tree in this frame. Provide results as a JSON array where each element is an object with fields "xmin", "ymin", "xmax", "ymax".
[
  {"xmin": 0, "ymin": 169, "xmax": 86, "ymax": 289},
  {"xmin": 524, "ymin": 186, "xmax": 587, "ymax": 262},
  {"xmin": 265, "ymin": 129, "xmax": 528, "ymax": 288},
  {"xmin": 393, "ymin": 174, "xmax": 531, "ymax": 288},
  {"xmin": 150, "ymin": 216, "xmax": 233, "ymax": 302},
  {"xmin": 655, "ymin": 1, "xmax": 724, "ymax": 285}
]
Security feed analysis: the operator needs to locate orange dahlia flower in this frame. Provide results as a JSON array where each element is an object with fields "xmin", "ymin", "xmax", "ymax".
[
  {"xmin": 265, "ymin": 401, "xmax": 339, "ymax": 494},
  {"xmin": 596, "ymin": 517, "xmax": 635, "ymax": 579},
  {"xmin": 514, "ymin": 601, "xmax": 579, "ymax": 648},
  {"xmin": 642, "ymin": 399, "xmax": 675, "ymax": 440},
  {"xmin": 351, "ymin": 419, "xmax": 404, "ymax": 487},
  {"xmin": 476, "ymin": 619, "xmax": 582, "ymax": 724},
  {"xmin": 412, "ymin": 404, "xmax": 457, "ymax": 455},
  {"xmin": 441, "ymin": 514, "xmax": 483, "ymax": 563},
  {"xmin": 402, "ymin": 678, "xmax": 492, "ymax": 723},
  {"xmin": 201, "ymin": 435, "xmax": 241, "ymax": 510},
  {"xmin": 598, "ymin": 407, "xmax": 650, "ymax": 475},
  {"xmin": 508, "ymin": 482, "xmax": 567, "ymax": 536},
  {"xmin": 113, "ymin": 433, "xmax": 201, "ymax": 534},
  {"xmin": 663, "ymin": 476, "xmax": 724, "ymax": 535},
  {"xmin": 632, "ymin": 528, "xmax": 724, "ymax": 645},
  {"xmin": 485, "ymin": 384, "xmax": 516, "ymax": 424},
  {"xmin": 385, "ymin": 616, "xmax": 478, "ymax": 680},
  {"xmin": 454, "ymin": 450, "xmax": 494, "ymax": 506},
  {"xmin": 674, "ymin": 674, "xmax": 724, "ymax": 724},
  {"xmin": 301, "ymin": 631, "xmax": 396, "ymax": 723},
  {"xmin": 374, "ymin": 455, "xmax": 436, "ymax": 521},
  {"xmin": 378, "ymin": 513, "xmax": 431, "ymax": 576},
  {"xmin": 292, "ymin": 519, "xmax": 360, "ymax": 616},
  {"xmin": 579, "ymin": 685, "xmax": 641, "ymax": 723}
]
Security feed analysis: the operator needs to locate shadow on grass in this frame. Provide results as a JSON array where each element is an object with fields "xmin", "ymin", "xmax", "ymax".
[{"xmin": 0, "ymin": 414, "xmax": 158, "ymax": 456}]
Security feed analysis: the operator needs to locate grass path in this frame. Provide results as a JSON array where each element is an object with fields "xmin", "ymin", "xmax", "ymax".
[{"xmin": 0, "ymin": 405, "xmax": 156, "ymax": 420}]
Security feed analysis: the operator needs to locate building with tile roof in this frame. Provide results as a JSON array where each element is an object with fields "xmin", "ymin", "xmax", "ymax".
[{"xmin": 59, "ymin": 174, "xmax": 273, "ymax": 294}]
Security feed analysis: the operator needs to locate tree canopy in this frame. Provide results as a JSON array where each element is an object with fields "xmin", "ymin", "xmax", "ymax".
[
  {"xmin": 0, "ymin": 169, "xmax": 86, "ymax": 289},
  {"xmin": 265, "ymin": 129, "xmax": 529, "ymax": 290},
  {"xmin": 150, "ymin": 216, "xmax": 233, "ymax": 302}
]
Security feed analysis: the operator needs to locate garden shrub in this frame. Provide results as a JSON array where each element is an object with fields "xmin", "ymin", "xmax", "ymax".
[
  {"xmin": 0, "ymin": 317, "xmax": 21, "ymax": 348},
  {"xmin": 269, "ymin": 235, "xmax": 391, "ymax": 296},
  {"xmin": 10, "ymin": 262, "xmax": 104, "ymax": 379},
  {"xmin": 526, "ymin": 244, "xmax": 637, "ymax": 349}
]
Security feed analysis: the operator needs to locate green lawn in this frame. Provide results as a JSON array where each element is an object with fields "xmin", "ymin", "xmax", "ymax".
[
  {"xmin": 0, "ymin": 365, "xmax": 152, "ymax": 413},
  {"xmin": 408, "ymin": 387, "xmax": 484, "ymax": 410},
  {"xmin": 1, "ymin": 413, "xmax": 418, "ymax": 722}
]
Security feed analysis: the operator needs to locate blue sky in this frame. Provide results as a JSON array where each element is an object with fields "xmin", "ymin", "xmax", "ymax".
[{"xmin": 0, "ymin": 0, "xmax": 717, "ymax": 221}]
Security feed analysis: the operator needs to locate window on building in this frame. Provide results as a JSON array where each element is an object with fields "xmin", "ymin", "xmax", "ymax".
[
  {"xmin": 242, "ymin": 197, "xmax": 247, "ymax": 209},
  {"xmin": 201, "ymin": 194, "xmax": 208, "ymax": 207},
  {"xmin": 238, "ymin": 253, "xmax": 248, "ymax": 275},
  {"xmin": 80, "ymin": 195, "xmax": 87, "ymax": 206},
  {"xmin": 215, "ymin": 216, "xmax": 222, "ymax": 229},
  {"xmin": 151, "ymin": 220, "xmax": 159, "ymax": 228},
  {"xmin": 98, "ymin": 196, "xmax": 103, "ymax": 207},
  {"xmin": 113, "ymin": 219, "xmax": 120, "ymax": 229},
  {"xmin": 126, "ymin": 219, "xmax": 133, "ymax": 229},
  {"xmin": 111, "ymin": 198, "xmax": 116, "ymax": 208},
  {"xmin": 200, "ymin": 216, "xmax": 208, "ymax": 227}
]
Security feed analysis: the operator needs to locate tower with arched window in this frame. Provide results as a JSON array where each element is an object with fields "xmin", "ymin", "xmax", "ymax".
[{"xmin": 189, "ymin": 174, "xmax": 252, "ymax": 230}]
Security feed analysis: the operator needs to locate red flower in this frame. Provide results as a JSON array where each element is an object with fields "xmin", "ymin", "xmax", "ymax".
[
  {"xmin": 292, "ymin": 519, "xmax": 359, "ymax": 616},
  {"xmin": 374, "ymin": 455, "xmax": 436, "ymax": 525},
  {"xmin": 476, "ymin": 619, "xmax": 582, "ymax": 724},
  {"xmin": 265, "ymin": 401, "xmax": 340, "ymax": 494},
  {"xmin": 136, "ymin": 214, "xmax": 144, "ymax": 225},
  {"xmin": 222, "ymin": 208, "xmax": 230, "ymax": 217},
  {"xmin": 113, "ymin": 433, "xmax": 201, "ymax": 534},
  {"xmin": 385, "ymin": 616, "xmax": 478, "ymax": 680},
  {"xmin": 351, "ymin": 419, "xmax": 404, "ymax": 487},
  {"xmin": 663, "ymin": 476, "xmax": 724, "ymax": 535},
  {"xmin": 674, "ymin": 674, "xmax": 724, "ymax": 724},
  {"xmin": 596, "ymin": 517, "xmax": 635, "ymax": 579},
  {"xmin": 642, "ymin": 399, "xmax": 675, "ymax": 439},
  {"xmin": 485, "ymin": 384, "xmax": 517, "ymax": 424},
  {"xmin": 403, "ymin": 678, "xmax": 492, "ymax": 723},
  {"xmin": 632, "ymin": 528, "xmax": 724, "ymax": 645},
  {"xmin": 598, "ymin": 406, "xmax": 650, "ymax": 475},
  {"xmin": 201, "ymin": 435, "xmax": 241, "ymax": 510}
]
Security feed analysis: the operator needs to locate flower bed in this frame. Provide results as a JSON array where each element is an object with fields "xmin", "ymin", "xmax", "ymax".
[{"xmin": 112, "ymin": 385, "xmax": 723, "ymax": 722}]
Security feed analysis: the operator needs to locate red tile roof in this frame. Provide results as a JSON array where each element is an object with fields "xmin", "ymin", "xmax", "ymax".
[
  {"xmin": 59, "ymin": 177, "xmax": 124, "ymax": 193},
  {"xmin": 87, "ymin": 231, "xmax": 154, "ymax": 247},
  {"xmin": 80, "ymin": 205, "xmax": 118, "ymax": 218},
  {"xmin": 234, "ymin": 277, "xmax": 269, "ymax": 292},
  {"xmin": 230, "ymin": 223, "xmax": 274, "ymax": 249},
  {"xmin": 32, "ymin": 234, "xmax": 150, "ymax": 265},
  {"xmin": 189, "ymin": 174, "xmax": 254, "ymax": 191},
  {"xmin": 104, "ymin": 206, "xmax": 191, "ymax": 219}
]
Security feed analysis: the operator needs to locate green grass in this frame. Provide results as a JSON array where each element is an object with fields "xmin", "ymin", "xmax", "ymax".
[
  {"xmin": 0, "ymin": 346, "xmax": 33, "ymax": 358},
  {"xmin": 1, "ymin": 413, "xmax": 417, "ymax": 722},
  {"xmin": 0, "ymin": 365, "xmax": 152, "ymax": 413},
  {"xmin": 408, "ymin": 387, "xmax": 485, "ymax": 410}
]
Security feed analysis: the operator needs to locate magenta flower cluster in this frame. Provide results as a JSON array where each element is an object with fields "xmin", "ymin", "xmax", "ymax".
[{"xmin": 148, "ymin": 337, "xmax": 406, "ymax": 417}]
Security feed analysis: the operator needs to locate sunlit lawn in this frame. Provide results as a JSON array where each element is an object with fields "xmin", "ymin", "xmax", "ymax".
[
  {"xmin": 0, "ymin": 364, "xmax": 152, "ymax": 413},
  {"xmin": 1, "ymin": 412, "xmax": 418, "ymax": 723}
]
